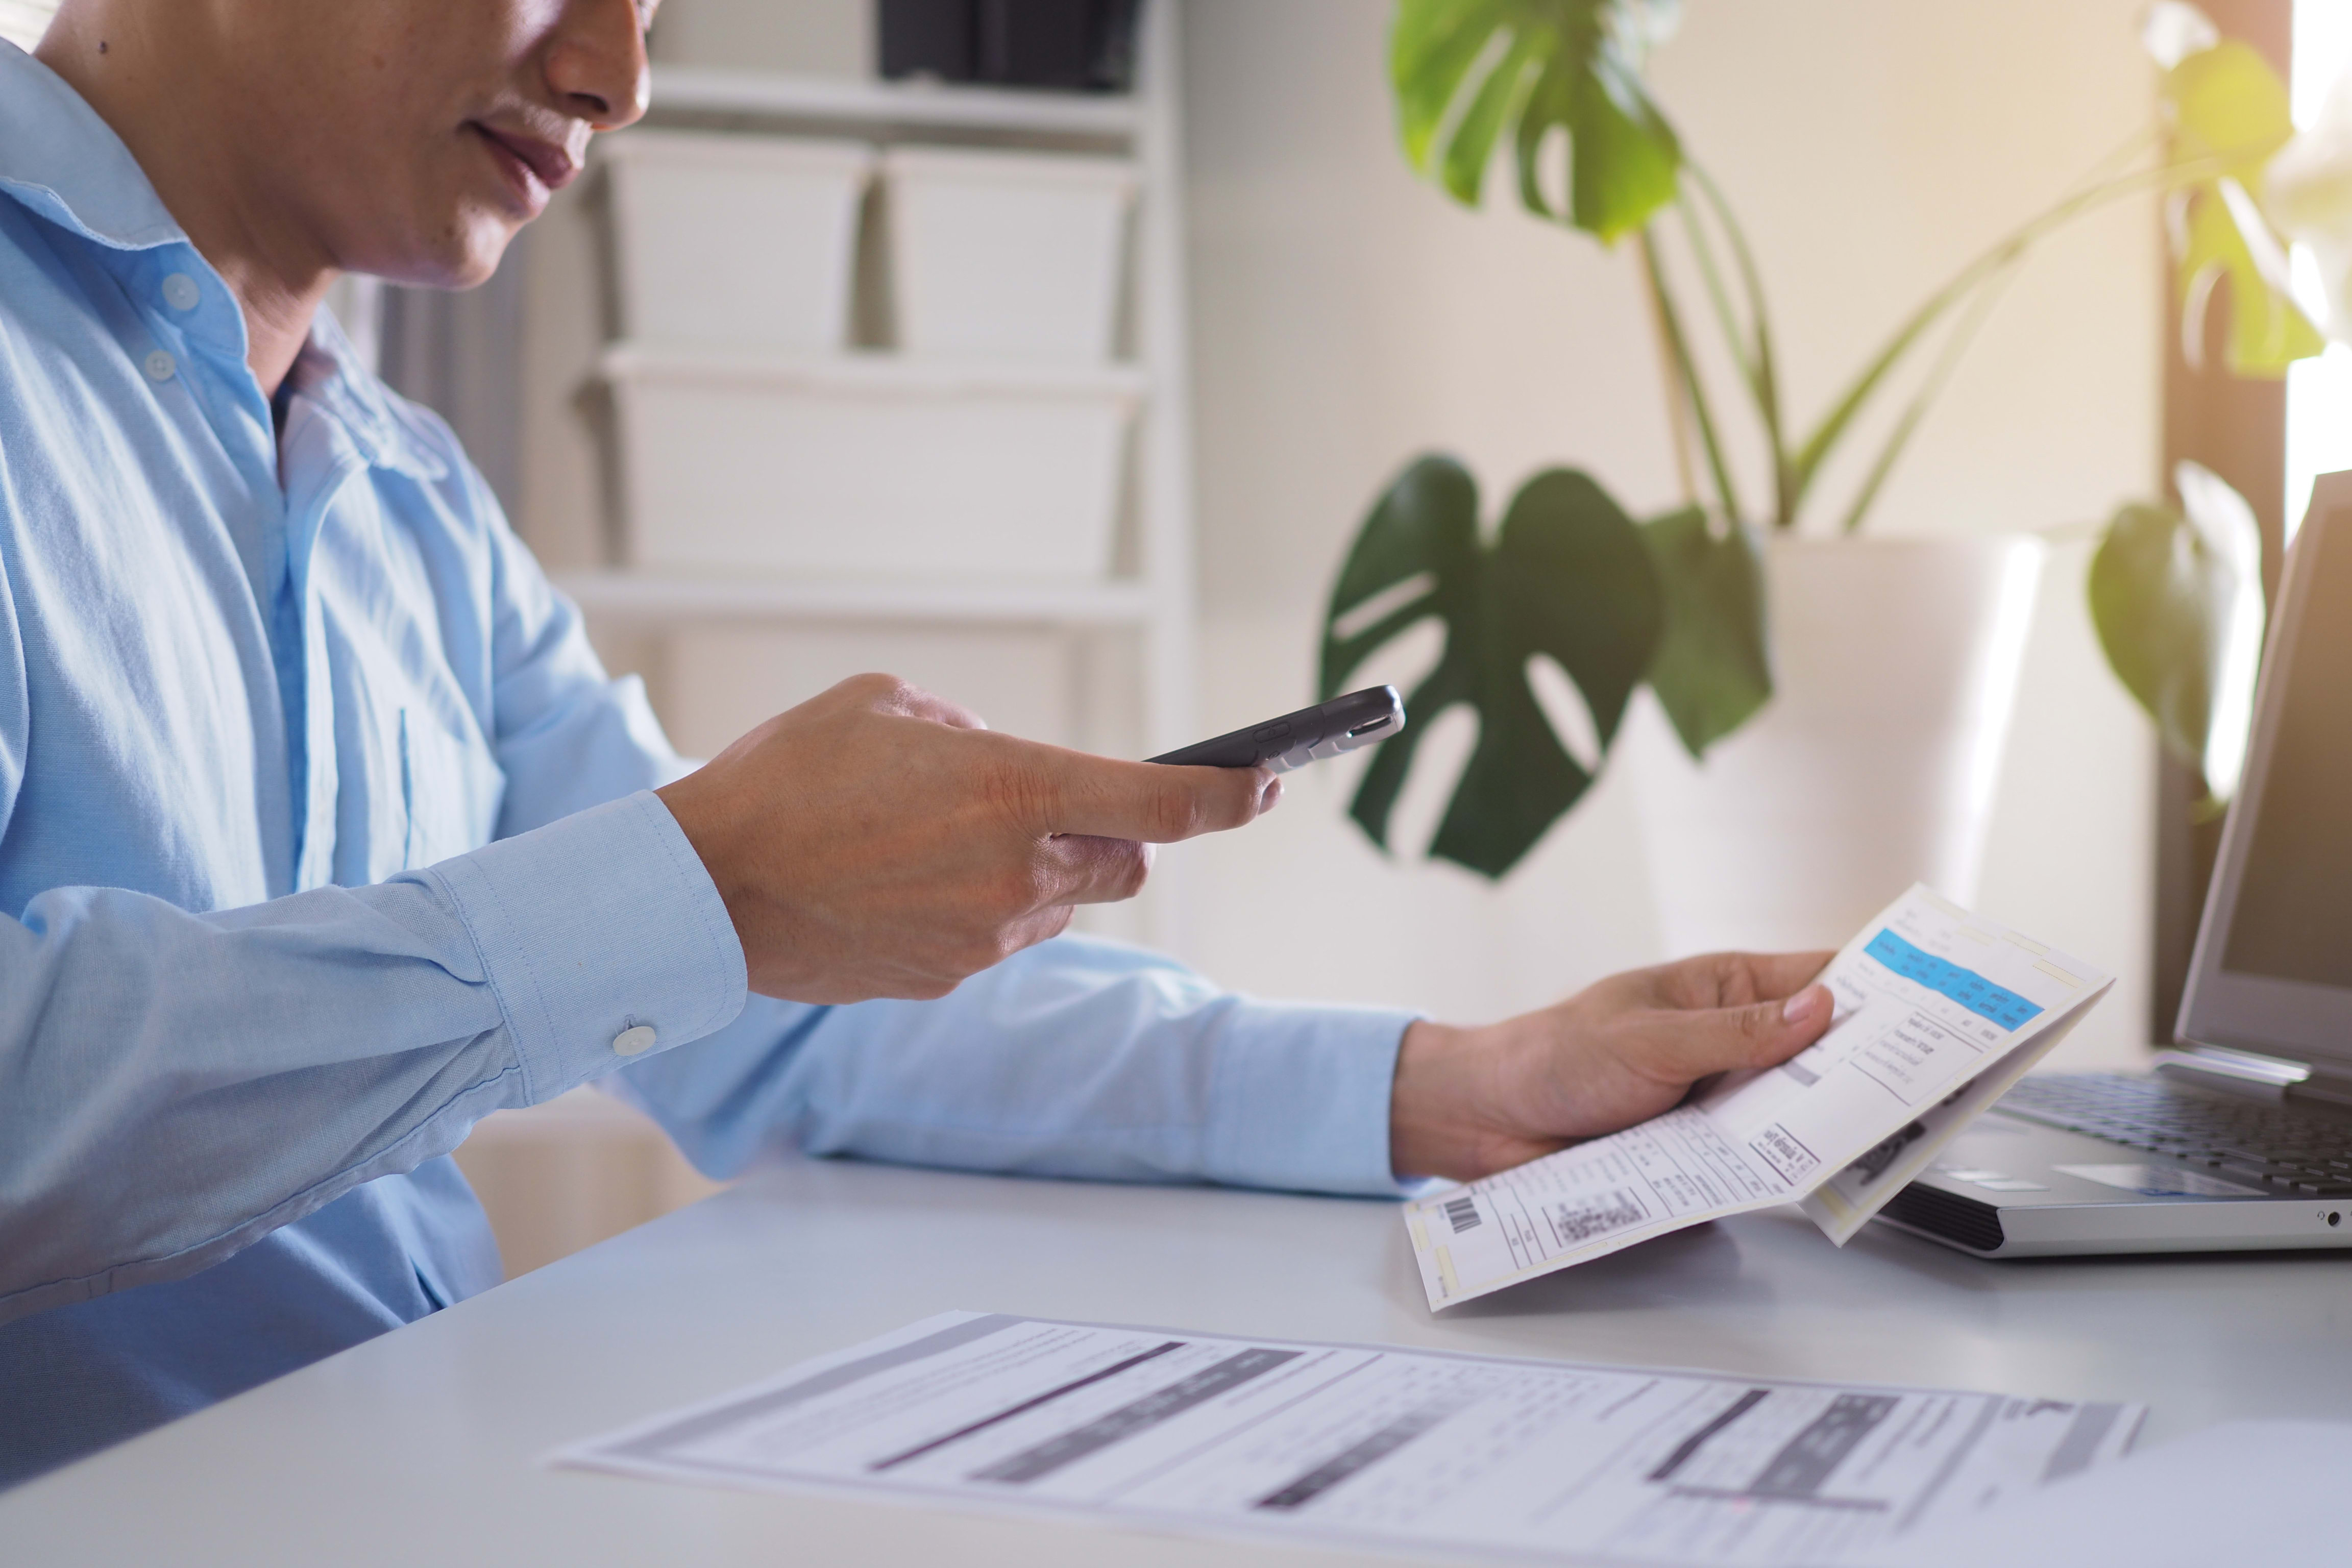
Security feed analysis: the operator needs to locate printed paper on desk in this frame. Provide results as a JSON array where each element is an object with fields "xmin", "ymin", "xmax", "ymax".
[
  {"xmin": 1406, "ymin": 886, "xmax": 2113, "ymax": 1309},
  {"xmin": 555, "ymin": 1309, "xmax": 2144, "ymax": 1568}
]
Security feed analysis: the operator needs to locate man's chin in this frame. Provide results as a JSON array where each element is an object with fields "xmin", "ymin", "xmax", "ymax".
[{"xmin": 363, "ymin": 213, "xmax": 522, "ymax": 291}]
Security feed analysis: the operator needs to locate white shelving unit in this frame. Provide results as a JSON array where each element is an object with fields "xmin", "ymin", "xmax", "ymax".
[
  {"xmin": 557, "ymin": 570, "xmax": 1157, "ymax": 627},
  {"xmin": 643, "ymin": 64, "xmax": 1145, "ymax": 138},
  {"xmin": 558, "ymin": 1, "xmax": 1199, "ymax": 945}
]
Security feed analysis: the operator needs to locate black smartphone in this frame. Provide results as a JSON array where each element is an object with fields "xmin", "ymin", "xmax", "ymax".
[{"xmin": 1147, "ymin": 685, "xmax": 1407, "ymax": 773}]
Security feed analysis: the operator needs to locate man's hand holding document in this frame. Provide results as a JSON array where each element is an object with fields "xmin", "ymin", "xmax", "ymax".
[{"xmin": 1407, "ymin": 886, "xmax": 2113, "ymax": 1309}]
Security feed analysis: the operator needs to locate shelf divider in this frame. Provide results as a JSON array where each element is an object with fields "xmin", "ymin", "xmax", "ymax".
[
  {"xmin": 556, "ymin": 569, "xmax": 1156, "ymax": 627},
  {"xmin": 647, "ymin": 66, "xmax": 1141, "ymax": 139}
]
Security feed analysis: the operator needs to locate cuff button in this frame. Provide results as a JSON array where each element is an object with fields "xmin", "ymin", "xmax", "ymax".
[{"xmin": 611, "ymin": 1024, "xmax": 658, "ymax": 1057}]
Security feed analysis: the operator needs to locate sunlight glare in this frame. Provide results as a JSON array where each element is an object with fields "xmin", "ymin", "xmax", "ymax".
[{"xmin": 2286, "ymin": 0, "xmax": 2352, "ymax": 540}]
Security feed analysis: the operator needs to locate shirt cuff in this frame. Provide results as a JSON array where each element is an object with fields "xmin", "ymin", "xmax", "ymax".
[
  {"xmin": 423, "ymin": 790, "xmax": 747, "ymax": 1102},
  {"xmin": 1200, "ymin": 1000, "xmax": 1417, "ymax": 1197}
]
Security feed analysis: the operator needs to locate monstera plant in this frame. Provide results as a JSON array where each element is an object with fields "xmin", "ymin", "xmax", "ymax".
[{"xmin": 1321, "ymin": 0, "xmax": 2339, "ymax": 876}]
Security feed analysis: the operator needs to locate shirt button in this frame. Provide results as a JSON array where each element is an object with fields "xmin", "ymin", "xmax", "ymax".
[
  {"xmin": 161, "ymin": 273, "xmax": 200, "ymax": 311},
  {"xmin": 143, "ymin": 350, "xmax": 176, "ymax": 382},
  {"xmin": 611, "ymin": 1024, "xmax": 657, "ymax": 1057}
]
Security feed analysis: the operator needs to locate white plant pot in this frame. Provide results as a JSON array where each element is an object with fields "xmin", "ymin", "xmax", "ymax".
[
  {"xmin": 601, "ymin": 344, "xmax": 1141, "ymax": 581},
  {"xmin": 881, "ymin": 146, "xmax": 1137, "ymax": 365},
  {"xmin": 601, "ymin": 130, "xmax": 873, "ymax": 352},
  {"xmin": 1625, "ymin": 535, "xmax": 2044, "ymax": 955}
]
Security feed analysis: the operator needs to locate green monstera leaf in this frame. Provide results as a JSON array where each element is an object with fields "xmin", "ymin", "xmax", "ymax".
[
  {"xmin": 1320, "ymin": 457, "xmax": 1664, "ymax": 877},
  {"xmin": 1391, "ymin": 0, "xmax": 1683, "ymax": 240},
  {"xmin": 1638, "ymin": 507, "xmax": 1772, "ymax": 757},
  {"xmin": 2154, "ymin": 32, "xmax": 2326, "ymax": 375},
  {"xmin": 2088, "ymin": 462, "xmax": 2266, "ymax": 804}
]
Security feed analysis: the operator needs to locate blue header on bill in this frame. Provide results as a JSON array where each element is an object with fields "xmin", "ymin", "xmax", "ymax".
[{"xmin": 1864, "ymin": 929, "xmax": 2044, "ymax": 1031}]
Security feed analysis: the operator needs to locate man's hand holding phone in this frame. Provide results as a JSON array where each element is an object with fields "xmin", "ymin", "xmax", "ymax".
[{"xmin": 657, "ymin": 674, "xmax": 1280, "ymax": 1003}]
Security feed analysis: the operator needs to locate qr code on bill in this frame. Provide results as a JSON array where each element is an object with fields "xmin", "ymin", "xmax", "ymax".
[{"xmin": 1547, "ymin": 1190, "xmax": 1648, "ymax": 1243}]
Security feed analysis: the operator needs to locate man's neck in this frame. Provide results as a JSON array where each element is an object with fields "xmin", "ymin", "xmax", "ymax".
[{"xmin": 37, "ymin": 4, "xmax": 332, "ymax": 397}]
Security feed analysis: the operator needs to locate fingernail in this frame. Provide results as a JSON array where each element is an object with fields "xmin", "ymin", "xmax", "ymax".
[
  {"xmin": 1783, "ymin": 986, "xmax": 1826, "ymax": 1024},
  {"xmin": 1258, "ymin": 776, "xmax": 1283, "ymax": 814}
]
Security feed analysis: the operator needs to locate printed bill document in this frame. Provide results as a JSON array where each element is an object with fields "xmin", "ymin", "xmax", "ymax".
[
  {"xmin": 557, "ymin": 1310, "xmax": 2142, "ymax": 1567},
  {"xmin": 1408, "ymin": 886, "xmax": 2115, "ymax": 1309}
]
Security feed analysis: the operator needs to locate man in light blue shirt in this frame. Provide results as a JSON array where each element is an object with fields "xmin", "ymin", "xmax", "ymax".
[{"xmin": 0, "ymin": 0, "xmax": 1834, "ymax": 1487}]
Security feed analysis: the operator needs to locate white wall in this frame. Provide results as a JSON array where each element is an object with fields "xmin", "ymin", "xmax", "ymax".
[
  {"xmin": 1173, "ymin": 0, "xmax": 2158, "ymax": 1065},
  {"xmin": 550, "ymin": 0, "xmax": 2161, "ymax": 1065},
  {"xmin": 651, "ymin": 0, "xmax": 871, "ymax": 77}
]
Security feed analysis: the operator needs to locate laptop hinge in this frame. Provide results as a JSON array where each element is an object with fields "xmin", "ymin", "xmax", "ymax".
[
  {"xmin": 2157, "ymin": 1044, "xmax": 2352, "ymax": 1113},
  {"xmin": 2153, "ymin": 1045, "xmax": 2308, "ymax": 1102}
]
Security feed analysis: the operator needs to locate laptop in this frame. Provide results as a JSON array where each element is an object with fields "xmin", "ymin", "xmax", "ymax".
[{"xmin": 1880, "ymin": 470, "xmax": 2352, "ymax": 1258}]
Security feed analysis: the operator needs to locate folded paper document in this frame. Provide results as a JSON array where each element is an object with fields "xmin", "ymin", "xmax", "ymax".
[
  {"xmin": 1407, "ymin": 886, "xmax": 2114, "ymax": 1309},
  {"xmin": 557, "ymin": 1310, "xmax": 2141, "ymax": 1568}
]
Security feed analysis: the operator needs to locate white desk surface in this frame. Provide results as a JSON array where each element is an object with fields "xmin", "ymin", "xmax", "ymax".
[{"xmin": 8, "ymin": 1156, "xmax": 2352, "ymax": 1566}]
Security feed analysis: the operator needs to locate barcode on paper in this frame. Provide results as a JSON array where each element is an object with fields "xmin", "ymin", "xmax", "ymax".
[
  {"xmin": 1546, "ymin": 1191, "xmax": 1648, "ymax": 1244},
  {"xmin": 1442, "ymin": 1196, "xmax": 1482, "ymax": 1233}
]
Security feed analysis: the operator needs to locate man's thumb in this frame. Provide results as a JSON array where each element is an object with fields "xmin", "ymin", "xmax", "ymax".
[
  {"xmin": 1688, "ymin": 983, "xmax": 1833, "ymax": 1075},
  {"xmin": 1754, "ymin": 984, "xmax": 1832, "ymax": 1061},
  {"xmin": 1044, "ymin": 753, "xmax": 1278, "ymax": 842}
]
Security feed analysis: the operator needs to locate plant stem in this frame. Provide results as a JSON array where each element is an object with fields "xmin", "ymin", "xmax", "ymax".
[
  {"xmin": 1676, "ymin": 197, "xmax": 1755, "ymax": 392},
  {"xmin": 1635, "ymin": 237, "xmax": 1705, "ymax": 508},
  {"xmin": 1835, "ymin": 250, "xmax": 2026, "ymax": 534},
  {"xmin": 1827, "ymin": 131, "xmax": 2155, "ymax": 534},
  {"xmin": 1637, "ymin": 227, "xmax": 1746, "ymax": 524},
  {"xmin": 1790, "ymin": 150, "xmax": 2239, "ymax": 520},
  {"xmin": 2076, "ymin": 123, "xmax": 2166, "ymax": 188},
  {"xmin": 1683, "ymin": 163, "xmax": 1792, "ymax": 529}
]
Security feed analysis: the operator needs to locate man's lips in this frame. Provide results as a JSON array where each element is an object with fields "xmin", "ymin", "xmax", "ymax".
[{"xmin": 469, "ymin": 122, "xmax": 579, "ymax": 200}]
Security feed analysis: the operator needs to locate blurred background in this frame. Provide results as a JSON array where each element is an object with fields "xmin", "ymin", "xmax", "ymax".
[{"xmin": 9, "ymin": 0, "xmax": 2348, "ymax": 1276}]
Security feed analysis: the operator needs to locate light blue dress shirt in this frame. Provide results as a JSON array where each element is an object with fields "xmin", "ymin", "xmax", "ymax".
[{"xmin": 0, "ymin": 41, "xmax": 1412, "ymax": 1486}]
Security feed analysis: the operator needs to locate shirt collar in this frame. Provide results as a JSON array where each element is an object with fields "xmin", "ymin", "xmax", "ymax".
[
  {"xmin": 286, "ymin": 308, "xmax": 450, "ymax": 483},
  {"xmin": 0, "ymin": 39, "xmax": 450, "ymax": 483},
  {"xmin": 0, "ymin": 39, "xmax": 184, "ymax": 251}
]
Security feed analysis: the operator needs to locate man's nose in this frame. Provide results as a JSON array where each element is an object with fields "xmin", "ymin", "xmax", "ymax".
[{"xmin": 545, "ymin": 0, "xmax": 651, "ymax": 133}]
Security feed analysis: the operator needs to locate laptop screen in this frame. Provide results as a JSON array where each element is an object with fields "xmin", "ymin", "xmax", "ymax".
[
  {"xmin": 2221, "ymin": 508, "xmax": 2352, "ymax": 990},
  {"xmin": 2182, "ymin": 476, "xmax": 2352, "ymax": 1071}
]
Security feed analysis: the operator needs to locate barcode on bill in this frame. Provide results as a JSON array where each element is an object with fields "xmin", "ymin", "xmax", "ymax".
[
  {"xmin": 1442, "ymin": 1196, "xmax": 1481, "ymax": 1234},
  {"xmin": 1548, "ymin": 1191, "xmax": 1648, "ymax": 1244}
]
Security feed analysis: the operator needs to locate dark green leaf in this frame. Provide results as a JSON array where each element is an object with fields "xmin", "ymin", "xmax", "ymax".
[
  {"xmin": 1321, "ymin": 456, "xmax": 1664, "ymax": 878},
  {"xmin": 1391, "ymin": 0, "xmax": 1683, "ymax": 242},
  {"xmin": 1639, "ymin": 507, "xmax": 1772, "ymax": 757},
  {"xmin": 2087, "ymin": 464, "xmax": 2265, "ymax": 799}
]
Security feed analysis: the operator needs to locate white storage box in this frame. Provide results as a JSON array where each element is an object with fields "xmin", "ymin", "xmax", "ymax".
[
  {"xmin": 881, "ymin": 147, "xmax": 1138, "ymax": 365},
  {"xmin": 601, "ymin": 345, "xmax": 1143, "ymax": 581},
  {"xmin": 601, "ymin": 130, "xmax": 873, "ymax": 352}
]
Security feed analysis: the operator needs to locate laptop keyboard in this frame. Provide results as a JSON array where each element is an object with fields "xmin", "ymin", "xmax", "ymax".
[{"xmin": 2001, "ymin": 1073, "xmax": 2352, "ymax": 1195}]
